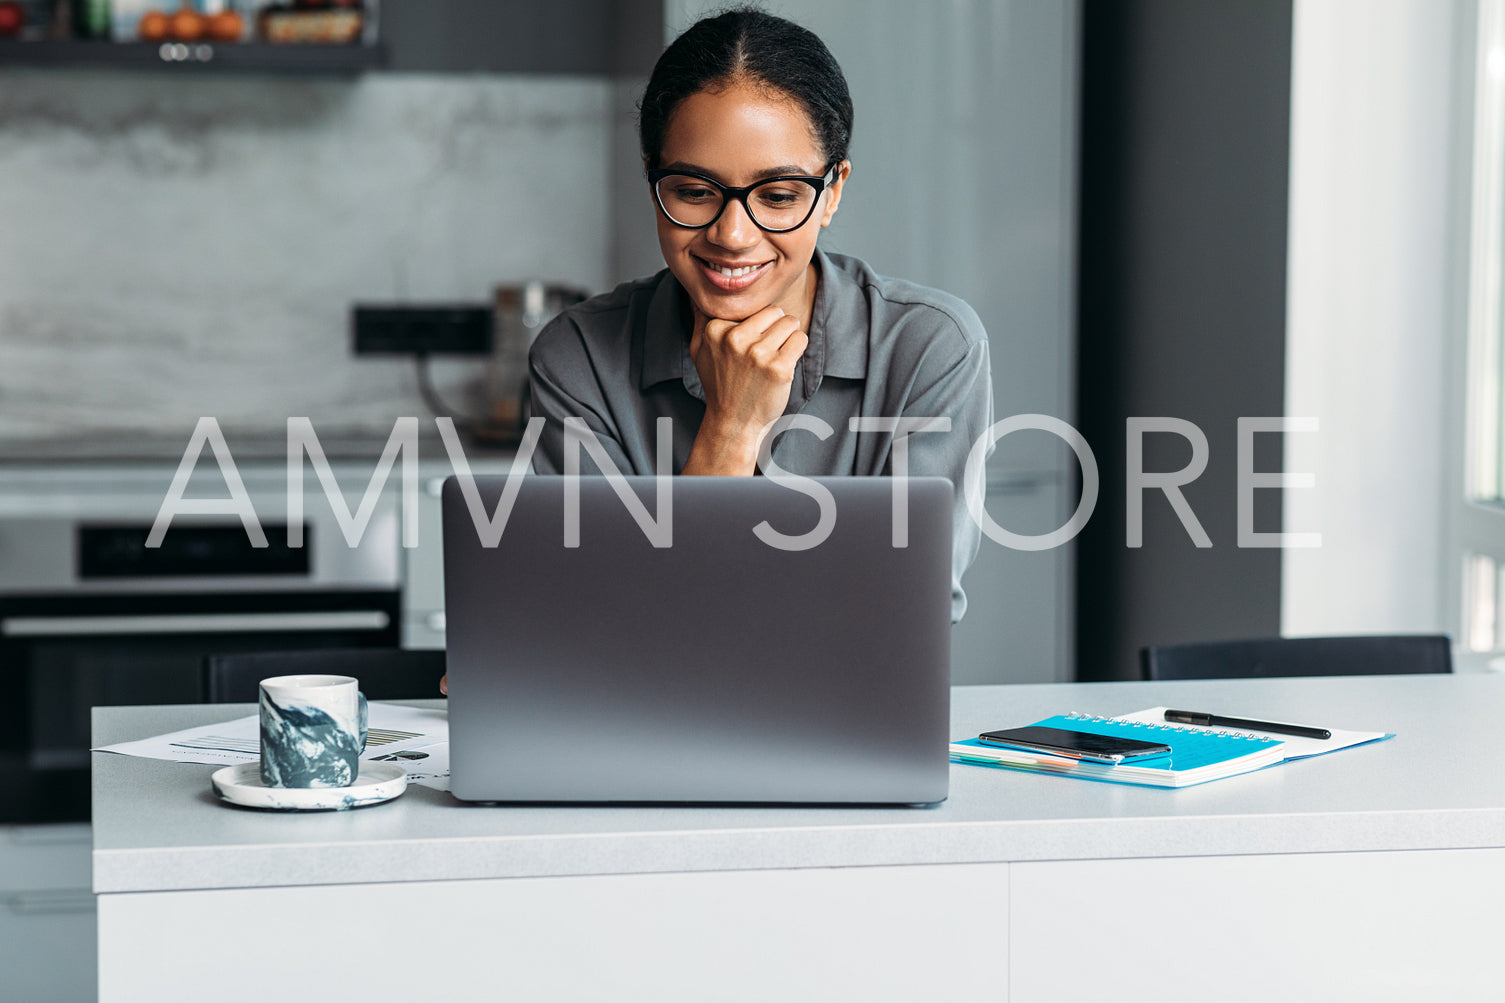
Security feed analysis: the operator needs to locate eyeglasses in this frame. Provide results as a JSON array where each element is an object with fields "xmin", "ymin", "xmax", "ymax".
[{"xmin": 648, "ymin": 163, "xmax": 838, "ymax": 233}]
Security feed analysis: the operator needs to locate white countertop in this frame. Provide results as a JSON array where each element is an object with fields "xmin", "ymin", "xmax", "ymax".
[
  {"xmin": 91, "ymin": 674, "xmax": 1505, "ymax": 894},
  {"xmin": 0, "ymin": 432, "xmax": 520, "ymax": 466}
]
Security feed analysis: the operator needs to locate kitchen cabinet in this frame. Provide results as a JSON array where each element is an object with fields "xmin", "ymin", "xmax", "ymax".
[
  {"xmin": 401, "ymin": 456, "xmax": 517, "ymax": 651},
  {"xmin": 379, "ymin": 0, "xmax": 661, "ymax": 76},
  {"xmin": 0, "ymin": 824, "xmax": 94, "ymax": 1003},
  {"xmin": 949, "ymin": 473, "xmax": 1073, "ymax": 685},
  {"xmin": 0, "ymin": 453, "xmax": 443, "ymax": 1002},
  {"xmin": 0, "ymin": 0, "xmax": 663, "ymax": 76},
  {"xmin": 0, "ymin": 37, "xmax": 381, "ymax": 71}
]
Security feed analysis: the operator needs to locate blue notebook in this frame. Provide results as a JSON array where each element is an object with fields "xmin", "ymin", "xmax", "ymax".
[{"xmin": 950, "ymin": 712, "xmax": 1287, "ymax": 788}]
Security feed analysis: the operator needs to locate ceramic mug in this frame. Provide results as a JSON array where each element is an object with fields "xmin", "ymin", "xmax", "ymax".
[{"xmin": 259, "ymin": 674, "xmax": 369, "ymax": 789}]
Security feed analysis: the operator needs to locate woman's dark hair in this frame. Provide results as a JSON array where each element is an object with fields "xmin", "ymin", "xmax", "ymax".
[{"xmin": 639, "ymin": 7, "xmax": 854, "ymax": 171}]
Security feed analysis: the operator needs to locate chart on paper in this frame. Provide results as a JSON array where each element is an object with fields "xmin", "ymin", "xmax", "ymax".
[{"xmin": 93, "ymin": 703, "xmax": 453, "ymax": 789}]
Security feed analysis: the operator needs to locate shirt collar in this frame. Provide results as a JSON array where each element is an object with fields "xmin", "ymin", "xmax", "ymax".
[
  {"xmin": 811, "ymin": 248, "xmax": 870, "ymax": 381},
  {"xmin": 638, "ymin": 248, "xmax": 870, "ymax": 401},
  {"xmin": 641, "ymin": 274, "xmax": 693, "ymax": 392}
]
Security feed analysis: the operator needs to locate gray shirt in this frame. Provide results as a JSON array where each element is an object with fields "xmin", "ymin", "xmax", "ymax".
[{"xmin": 528, "ymin": 249, "xmax": 993, "ymax": 621}]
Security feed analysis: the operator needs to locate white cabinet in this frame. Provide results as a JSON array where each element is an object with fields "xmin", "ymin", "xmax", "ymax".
[
  {"xmin": 100, "ymin": 864, "xmax": 1009, "ymax": 1001},
  {"xmin": 400, "ymin": 459, "xmax": 517, "ymax": 650},
  {"xmin": 951, "ymin": 473, "xmax": 1074, "ymax": 685},
  {"xmin": 97, "ymin": 850, "xmax": 1505, "ymax": 1002},
  {"xmin": 0, "ymin": 825, "xmax": 95, "ymax": 1003},
  {"xmin": 1009, "ymin": 849, "xmax": 1505, "ymax": 1002}
]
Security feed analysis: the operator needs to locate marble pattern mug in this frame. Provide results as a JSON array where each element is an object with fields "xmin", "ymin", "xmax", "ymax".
[{"xmin": 259, "ymin": 674, "xmax": 368, "ymax": 788}]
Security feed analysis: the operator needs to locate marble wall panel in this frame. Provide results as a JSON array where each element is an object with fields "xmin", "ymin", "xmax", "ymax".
[{"xmin": 0, "ymin": 70, "xmax": 618, "ymax": 444}]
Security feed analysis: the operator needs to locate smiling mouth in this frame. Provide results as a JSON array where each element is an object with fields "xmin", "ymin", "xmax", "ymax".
[{"xmin": 694, "ymin": 255, "xmax": 772, "ymax": 291}]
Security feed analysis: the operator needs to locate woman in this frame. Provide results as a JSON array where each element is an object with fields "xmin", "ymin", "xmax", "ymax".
[{"xmin": 529, "ymin": 7, "xmax": 993, "ymax": 620}]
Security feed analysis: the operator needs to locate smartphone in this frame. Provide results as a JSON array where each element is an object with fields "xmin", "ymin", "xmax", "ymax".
[{"xmin": 977, "ymin": 726, "xmax": 1171, "ymax": 764}]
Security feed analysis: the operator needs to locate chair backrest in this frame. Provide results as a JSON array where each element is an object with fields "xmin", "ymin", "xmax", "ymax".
[
  {"xmin": 204, "ymin": 648, "xmax": 446, "ymax": 703},
  {"xmin": 1139, "ymin": 634, "xmax": 1453, "ymax": 681}
]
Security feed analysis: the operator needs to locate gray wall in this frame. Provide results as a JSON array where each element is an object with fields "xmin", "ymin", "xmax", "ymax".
[
  {"xmin": 665, "ymin": 0, "xmax": 1078, "ymax": 450},
  {"xmin": 1075, "ymin": 0, "xmax": 1293, "ymax": 680},
  {"xmin": 0, "ymin": 71, "xmax": 617, "ymax": 443}
]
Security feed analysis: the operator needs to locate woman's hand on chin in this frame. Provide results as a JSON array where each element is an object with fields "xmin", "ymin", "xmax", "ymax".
[{"xmin": 683, "ymin": 305, "xmax": 808, "ymax": 476}]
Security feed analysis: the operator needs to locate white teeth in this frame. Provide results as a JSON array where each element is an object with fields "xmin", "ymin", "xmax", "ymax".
[{"xmin": 712, "ymin": 263, "xmax": 761, "ymax": 278}]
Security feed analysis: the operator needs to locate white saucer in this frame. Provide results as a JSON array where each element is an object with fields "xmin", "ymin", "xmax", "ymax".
[{"xmin": 211, "ymin": 761, "xmax": 407, "ymax": 811}]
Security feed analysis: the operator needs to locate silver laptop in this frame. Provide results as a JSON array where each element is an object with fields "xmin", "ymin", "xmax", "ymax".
[{"xmin": 442, "ymin": 474, "xmax": 952, "ymax": 804}]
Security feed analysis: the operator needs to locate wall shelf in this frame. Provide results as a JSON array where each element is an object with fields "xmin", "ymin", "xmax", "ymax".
[
  {"xmin": 0, "ymin": 39, "xmax": 383, "ymax": 73},
  {"xmin": 0, "ymin": 0, "xmax": 663, "ymax": 77}
]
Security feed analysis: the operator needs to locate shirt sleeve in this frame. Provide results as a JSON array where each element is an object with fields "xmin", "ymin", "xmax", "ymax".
[
  {"xmin": 882, "ymin": 316, "xmax": 994, "ymax": 624},
  {"xmin": 527, "ymin": 317, "xmax": 635, "ymax": 476},
  {"xmin": 878, "ymin": 301, "xmax": 993, "ymax": 620}
]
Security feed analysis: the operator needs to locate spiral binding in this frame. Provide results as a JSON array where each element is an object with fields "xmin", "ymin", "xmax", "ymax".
[{"xmin": 1064, "ymin": 711, "xmax": 1269, "ymax": 742}]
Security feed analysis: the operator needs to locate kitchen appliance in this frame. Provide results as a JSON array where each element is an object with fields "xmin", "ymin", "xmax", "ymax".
[
  {"xmin": 480, "ymin": 281, "xmax": 589, "ymax": 443},
  {"xmin": 0, "ymin": 462, "xmax": 403, "ymax": 824}
]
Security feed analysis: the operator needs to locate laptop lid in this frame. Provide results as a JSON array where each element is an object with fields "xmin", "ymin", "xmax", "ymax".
[{"xmin": 442, "ymin": 474, "xmax": 952, "ymax": 804}]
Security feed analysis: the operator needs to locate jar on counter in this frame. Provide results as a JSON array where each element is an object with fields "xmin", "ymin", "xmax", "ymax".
[
  {"xmin": 71, "ymin": 0, "xmax": 110, "ymax": 38},
  {"xmin": 481, "ymin": 281, "xmax": 589, "ymax": 445}
]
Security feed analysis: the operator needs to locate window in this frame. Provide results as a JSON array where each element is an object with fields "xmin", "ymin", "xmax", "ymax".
[{"xmin": 1457, "ymin": 0, "xmax": 1505, "ymax": 653}]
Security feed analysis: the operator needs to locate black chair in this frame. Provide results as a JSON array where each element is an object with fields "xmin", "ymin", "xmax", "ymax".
[
  {"xmin": 203, "ymin": 648, "xmax": 446, "ymax": 703},
  {"xmin": 1139, "ymin": 634, "xmax": 1453, "ymax": 681}
]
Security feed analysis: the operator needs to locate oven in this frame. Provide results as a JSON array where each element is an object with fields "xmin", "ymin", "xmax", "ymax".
[{"xmin": 0, "ymin": 465, "xmax": 404, "ymax": 824}]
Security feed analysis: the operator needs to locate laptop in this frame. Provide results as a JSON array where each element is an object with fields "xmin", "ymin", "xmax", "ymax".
[{"xmin": 442, "ymin": 474, "xmax": 953, "ymax": 805}]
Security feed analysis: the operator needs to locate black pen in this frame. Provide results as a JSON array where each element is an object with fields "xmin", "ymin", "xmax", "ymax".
[{"xmin": 1164, "ymin": 709, "xmax": 1331, "ymax": 741}]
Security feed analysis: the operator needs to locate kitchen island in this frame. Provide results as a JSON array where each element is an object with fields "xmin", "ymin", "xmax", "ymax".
[{"xmin": 93, "ymin": 674, "xmax": 1505, "ymax": 1001}]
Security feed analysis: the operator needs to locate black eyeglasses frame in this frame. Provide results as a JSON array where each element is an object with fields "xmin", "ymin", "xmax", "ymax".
[{"xmin": 647, "ymin": 163, "xmax": 839, "ymax": 234}]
